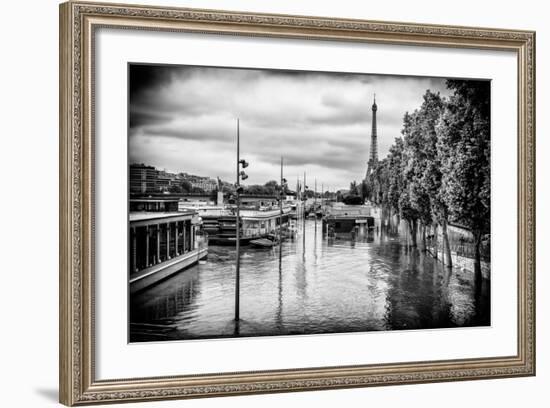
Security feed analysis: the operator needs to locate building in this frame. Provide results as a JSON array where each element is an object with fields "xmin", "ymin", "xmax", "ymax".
[
  {"xmin": 184, "ymin": 175, "xmax": 217, "ymax": 192},
  {"xmin": 176, "ymin": 173, "xmax": 219, "ymax": 192},
  {"xmin": 366, "ymin": 95, "xmax": 379, "ymax": 176},
  {"xmin": 189, "ymin": 177, "xmax": 217, "ymax": 192},
  {"xmin": 156, "ymin": 170, "xmax": 179, "ymax": 192},
  {"xmin": 129, "ymin": 211, "xmax": 207, "ymax": 293},
  {"xmin": 237, "ymin": 195, "xmax": 279, "ymax": 208},
  {"xmin": 322, "ymin": 203, "xmax": 375, "ymax": 237},
  {"xmin": 131, "ymin": 164, "xmax": 224, "ymax": 194},
  {"xmin": 130, "ymin": 197, "xmax": 180, "ymax": 212},
  {"xmin": 178, "ymin": 194, "xmax": 216, "ymax": 207},
  {"xmin": 130, "ymin": 164, "xmax": 158, "ymax": 193}
]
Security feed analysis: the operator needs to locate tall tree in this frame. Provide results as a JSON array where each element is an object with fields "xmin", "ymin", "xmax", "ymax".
[
  {"xmin": 386, "ymin": 137, "xmax": 404, "ymax": 217},
  {"xmin": 263, "ymin": 180, "xmax": 279, "ymax": 195},
  {"xmin": 360, "ymin": 179, "xmax": 370, "ymax": 203},
  {"xmin": 168, "ymin": 184, "xmax": 183, "ymax": 194},
  {"xmin": 437, "ymin": 80, "xmax": 491, "ymax": 279},
  {"xmin": 181, "ymin": 180, "xmax": 192, "ymax": 193},
  {"xmin": 402, "ymin": 91, "xmax": 447, "ymax": 257},
  {"xmin": 349, "ymin": 181, "xmax": 359, "ymax": 196},
  {"xmin": 365, "ymin": 158, "xmax": 389, "ymax": 206},
  {"xmin": 398, "ymin": 113, "xmax": 423, "ymax": 247}
]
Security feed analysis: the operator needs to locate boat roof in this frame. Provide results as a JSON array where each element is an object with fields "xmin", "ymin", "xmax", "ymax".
[
  {"xmin": 130, "ymin": 197, "xmax": 180, "ymax": 203},
  {"xmin": 129, "ymin": 211, "xmax": 196, "ymax": 223}
]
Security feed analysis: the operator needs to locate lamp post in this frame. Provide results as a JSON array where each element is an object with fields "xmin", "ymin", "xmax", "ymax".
[
  {"xmin": 321, "ymin": 183, "xmax": 324, "ymax": 211},
  {"xmin": 279, "ymin": 156, "xmax": 287, "ymax": 240},
  {"xmin": 302, "ymin": 172, "xmax": 308, "ymax": 255},
  {"xmin": 303, "ymin": 171, "xmax": 308, "ymax": 218},
  {"xmin": 235, "ymin": 118, "xmax": 249, "ymax": 322},
  {"xmin": 314, "ymin": 179, "xmax": 317, "ymax": 210}
]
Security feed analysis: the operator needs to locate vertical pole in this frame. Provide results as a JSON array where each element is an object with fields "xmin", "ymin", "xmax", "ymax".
[
  {"xmin": 279, "ymin": 156, "xmax": 283, "ymax": 239},
  {"xmin": 166, "ymin": 222, "xmax": 170, "ymax": 259},
  {"xmin": 131, "ymin": 227, "xmax": 137, "ymax": 272},
  {"xmin": 314, "ymin": 179, "xmax": 317, "ymax": 228},
  {"xmin": 235, "ymin": 118, "xmax": 240, "ymax": 322},
  {"xmin": 303, "ymin": 171, "xmax": 306, "ymax": 220},
  {"xmin": 321, "ymin": 183, "xmax": 324, "ymax": 212},
  {"xmin": 303, "ymin": 171, "xmax": 306, "ymax": 254},
  {"xmin": 314, "ymin": 179, "xmax": 317, "ymax": 208},
  {"xmin": 156, "ymin": 224, "xmax": 160, "ymax": 263},
  {"xmin": 145, "ymin": 226, "xmax": 149, "ymax": 267},
  {"xmin": 321, "ymin": 183, "xmax": 324, "ymax": 237},
  {"xmin": 183, "ymin": 221, "xmax": 187, "ymax": 254},
  {"xmin": 175, "ymin": 221, "xmax": 179, "ymax": 256}
]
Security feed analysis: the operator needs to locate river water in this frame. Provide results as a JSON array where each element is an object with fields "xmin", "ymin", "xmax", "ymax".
[{"xmin": 130, "ymin": 219, "xmax": 490, "ymax": 342}]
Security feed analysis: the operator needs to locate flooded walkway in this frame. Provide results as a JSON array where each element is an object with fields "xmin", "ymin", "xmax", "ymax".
[{"xmin": 130, "ymin": 219, "xmax": 490, "ymax": 342}]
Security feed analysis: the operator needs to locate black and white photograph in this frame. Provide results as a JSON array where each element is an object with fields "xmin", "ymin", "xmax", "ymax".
[{"xmin": 128, "ymin": 63, "xmax": 491, "ymax": 342}]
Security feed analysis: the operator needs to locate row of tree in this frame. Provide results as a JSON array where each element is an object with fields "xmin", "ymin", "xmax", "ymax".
[
  {"xmin": 168, "ymin": 180, "xmax": 283, "ymax": 196},
  {"xmin": 364, "ymin": 80, "xmax": 490, "ymax": 279},
  {"xmin": 167, "ymin": 180, "xmax": 204, "ymax": 194},
  {"xmin": 242, "ymin": 180, "xmax": 282, "ymax": 196}
]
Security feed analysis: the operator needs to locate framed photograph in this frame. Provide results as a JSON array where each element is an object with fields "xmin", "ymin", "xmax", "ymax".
[{"xmin": 59, "ymin": 1, "xmax": 536, "ymax": 405}]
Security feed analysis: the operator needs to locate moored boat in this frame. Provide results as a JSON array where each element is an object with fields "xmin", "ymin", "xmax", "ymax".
[
  {"xmin": 129, "ymin": 211, "xmax": 207, "ymax": 293},
  {"xmin": 184, "ymin": 206, "xmax": 292, "ymax": 245},
  {"xmin": 322, "ymin": 203, "xmax": 375, "ymax": 238},
  {"xmin": 250, "ymin": 238, "xmax": 278, "ymax": 248}
]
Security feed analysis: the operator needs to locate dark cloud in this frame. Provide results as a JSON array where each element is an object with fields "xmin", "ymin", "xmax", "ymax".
[
  {"xmin": 129, "ymin": 64, "xmax": 178, "ymax": 100},
  {"xmin": 129, "ymin": 110, "xmax": 171, "ymax": 128},
  {"xmin": 129, "ymin": 64, "xmax": 454, "ymax": 189},
  {"xmin": 144, "ymin": 123, "xmax": 234, "ymax": 144}
]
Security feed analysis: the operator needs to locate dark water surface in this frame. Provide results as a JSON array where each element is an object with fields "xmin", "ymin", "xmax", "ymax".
[{"xmin": 130, "ymin": 220, "xmax": 490, "ymax": 342}]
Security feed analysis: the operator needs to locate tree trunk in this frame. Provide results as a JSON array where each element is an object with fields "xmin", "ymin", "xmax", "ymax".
[
  {"xmin": 433, "ymin": 223, "xmax": 438, "ymax": 260},
  {"xmin": 421, "ymin": 224, "xmax": 427, "ymax": 252},
  {"xmin": 442, "ymin": 219, "xmax": 452, "ymax": 268},
  {"xmin": 398, "ymin": 212, "xmax": 401, "ymax": 234},
  {"xmin": 474, "ymin": 230, "xmax": 483, "ymax": 283},
  {"xmin": 409, "ymin": 219, "xmax": 418, "ymax": 247}
]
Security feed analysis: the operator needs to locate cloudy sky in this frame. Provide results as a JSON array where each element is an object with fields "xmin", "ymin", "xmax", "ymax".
[{"xmin": 129, "ymin": 64, "xmax": 451, "ymax": 191}]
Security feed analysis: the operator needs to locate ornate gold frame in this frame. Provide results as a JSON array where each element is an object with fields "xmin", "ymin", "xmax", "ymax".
[{"xmin": 59, "ymin": 1, "xmax": 536, "ymax": 405}]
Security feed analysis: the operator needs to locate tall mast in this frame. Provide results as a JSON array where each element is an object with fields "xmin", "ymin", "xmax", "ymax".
[
  {"xmin": 235, "ymin": 118, "xmax": 240, "ymax": 321},
  {"xmin": 304, "ymin": 171, "xmax": 306, "ymax": 219},
  {"xmin": 314, "ymin": 179, "xmax": 317, "ymax": 207},
  {"xmin": 279, "ymin": 156, "xmax": 283, "ymax": 238}
]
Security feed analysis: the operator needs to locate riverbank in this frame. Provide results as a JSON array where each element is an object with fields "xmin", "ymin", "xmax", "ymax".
[{"xmin": 130, "ymin": 220, "xmax": 490, "ymax": 342}]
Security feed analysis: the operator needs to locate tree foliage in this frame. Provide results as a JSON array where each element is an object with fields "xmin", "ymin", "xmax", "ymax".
[
  {"xmin": 343, "ymin": 195, "xmax": 363, "ymax": 205},
  {"xmin": 437, "ymin": 80, "xmax": 491, "ymax": 237},
  {"xmin": 364, "ymin": 81, "xmax": 490, "ymax": 273},
  {"xmin": 244, "ymin": 180, "xmax": 281, "ymax": 196}
]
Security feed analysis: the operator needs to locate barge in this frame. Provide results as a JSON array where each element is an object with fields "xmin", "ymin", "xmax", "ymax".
[
  {"xmin": 129, "ymin": 211, "xmax": 207, "ymax": 293},
  {"xmin": 180, "ymin": 204, "xmax": 292, "ymax": 245},
  {"xmin": 322, "ymin": 204, "xmax": 375, "ymax": 238}
]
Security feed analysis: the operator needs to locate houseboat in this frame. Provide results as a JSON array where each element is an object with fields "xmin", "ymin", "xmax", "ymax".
[
  {"xmin": 322, "ymin": 203, "xmax": 375, "ymax": 238},
  {"xmin": 288, "ymin": 202, "xmax": 300, "ymax": 219},
  {"xmin": 130, "ymin": 196, "xmax": 180, "ymax": 212},
  {"xmin": 129, "ymin": 210, "xmax": 207, "ymax": 293},
  {"xmin": 182, "ymin": 205, "xmax": 292, "ymax": 245},
  {"xmin": 178, "ymin": 192, "xmax": 293, "ymax": 245}
]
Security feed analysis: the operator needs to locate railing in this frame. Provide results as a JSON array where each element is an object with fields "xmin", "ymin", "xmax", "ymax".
[{"xmin": 425, "ymin": 233, "xmax": 490, "ymax": 262}]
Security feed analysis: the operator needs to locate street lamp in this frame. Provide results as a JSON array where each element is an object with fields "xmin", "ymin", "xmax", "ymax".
[
  {"xmin": 234, "ymin": 118, "xmax": 249, "ymax": 322},
  {"xmin": 278, "ymin": 157, "xmax": 288, "ymax": 239}
]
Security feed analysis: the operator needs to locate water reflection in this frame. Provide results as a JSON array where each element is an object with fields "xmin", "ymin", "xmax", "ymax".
[{"xmin": 130, "ymin": 219, "xmax": 490, "ymax": 342}]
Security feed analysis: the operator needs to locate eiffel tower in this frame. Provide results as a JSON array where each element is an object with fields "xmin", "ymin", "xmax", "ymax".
[{"xmin": 365, "ymin": 94, "xmax": 378, "ymax": 177}]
